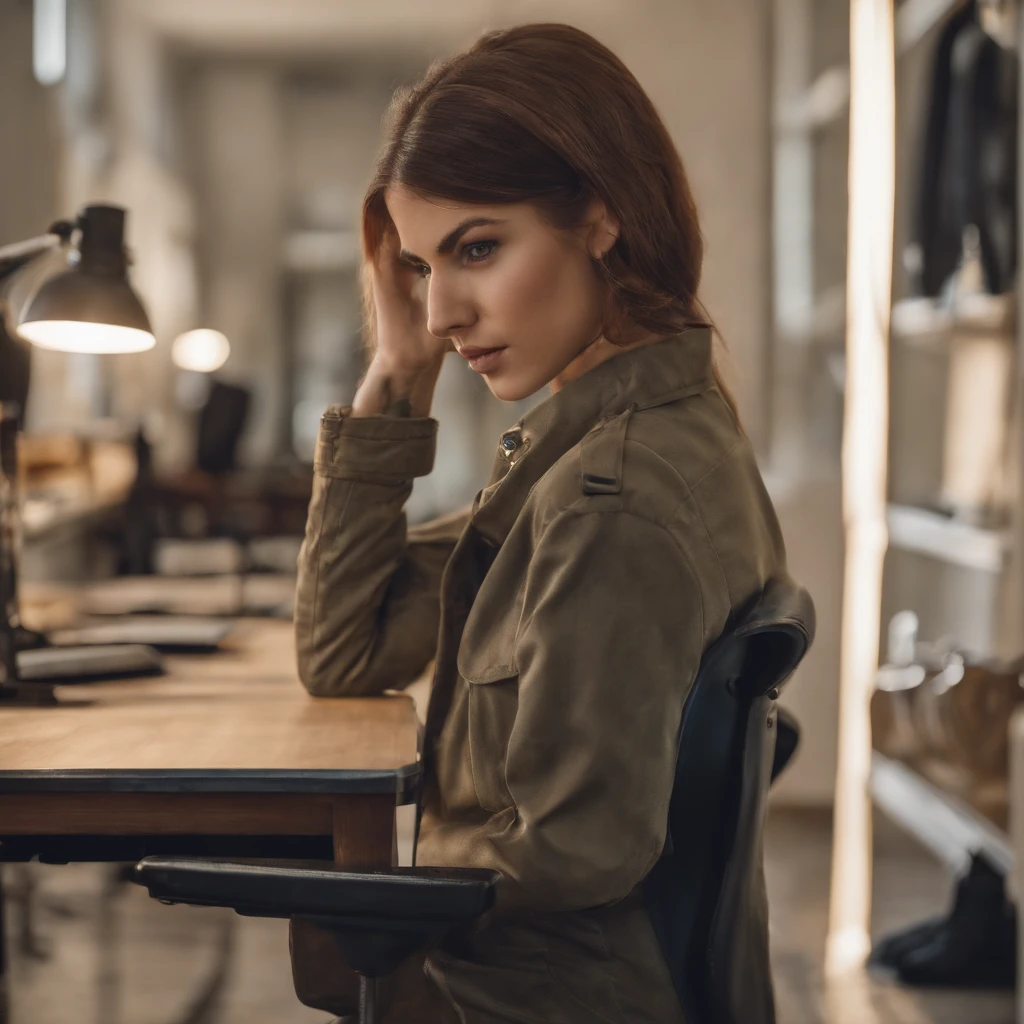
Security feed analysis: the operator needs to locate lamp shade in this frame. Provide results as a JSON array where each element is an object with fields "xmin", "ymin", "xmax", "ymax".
[{"xmin": 16, "ymin": 205, "xmax": 155, "ymax": 355}]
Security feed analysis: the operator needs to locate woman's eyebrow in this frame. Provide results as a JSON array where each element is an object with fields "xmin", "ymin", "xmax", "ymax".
[{"xmin": 399, "ymin": 217, "xmax": 506, "ymax": 264}]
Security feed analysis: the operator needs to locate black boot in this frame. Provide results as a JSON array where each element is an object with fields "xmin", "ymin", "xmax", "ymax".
[
  {"xmin": 872, "ymin": 852, "xmax": 1016, "ymax": 989},
  {"xmin": 869, "ymin": 916, "xmax": 945, "ymax": 972}
]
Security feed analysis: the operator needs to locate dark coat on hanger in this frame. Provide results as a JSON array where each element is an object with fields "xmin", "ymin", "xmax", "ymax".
[{"xmin": 911, "ymin": 1, "xmax": 1018, "ymax": 296}]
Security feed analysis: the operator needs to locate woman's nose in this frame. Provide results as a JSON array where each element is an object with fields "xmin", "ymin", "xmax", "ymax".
[{"xmin": 426, "ymin": 273, "xmax": 475, "ymax": 339}]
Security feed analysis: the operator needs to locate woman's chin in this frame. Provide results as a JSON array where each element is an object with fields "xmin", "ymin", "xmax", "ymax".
[{"xmin": 485, "ymin": 373, "xmax": 542, "ymax": 403}]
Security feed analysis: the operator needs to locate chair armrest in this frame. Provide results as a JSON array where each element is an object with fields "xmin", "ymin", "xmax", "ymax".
[{"xmin": 134, "ymin": 857, "xmax": 498, "ymax": 924}]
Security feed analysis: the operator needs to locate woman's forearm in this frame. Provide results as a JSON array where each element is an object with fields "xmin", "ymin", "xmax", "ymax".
[
  {"xmin": 350, "ymin": 356, "xmax": 445, "ymax": 419},
  {"xmin": 295, "ymin": 409, "xmax": 442, "ymax": 696}
]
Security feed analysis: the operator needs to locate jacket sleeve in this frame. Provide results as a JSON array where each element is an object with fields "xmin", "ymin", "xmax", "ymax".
[
  {"xmin": 295, "ymin": 406, "xmax": 468, "ymax": 697},
  {"xmin": 446, "ymin": 507, "xmax": 706, "ymax": 912}
]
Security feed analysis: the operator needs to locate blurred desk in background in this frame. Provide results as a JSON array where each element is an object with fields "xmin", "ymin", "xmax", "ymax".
[
  {"xmin": 20, "ymin": 435, "xmax": 137, "ymax": 582},
  {"xmin": 150, "ymin": 467, "xmax": 313, "ymax": 540}
]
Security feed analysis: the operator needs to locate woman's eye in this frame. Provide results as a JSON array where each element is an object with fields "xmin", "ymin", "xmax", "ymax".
[{"xmin": 463, "ymin": 240, "xmax": 498, "ymax": 264}]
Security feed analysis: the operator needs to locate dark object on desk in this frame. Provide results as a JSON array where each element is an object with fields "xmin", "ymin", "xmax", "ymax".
[
  {"xmin": 642, "ymin": 576, "xmax": 814, "ymax": 1024},
  {"xmin": 48, "ymin": 616, "xmax": 234, "ymax": 654},
  {"xmin": 196, "ymin": 381, "xmax": 251, "ymax": 476},
  {"xmin": 17, "ymin": 644, "xmax": 164, "ymax": 683},
  {"xmin": 119, "ymin": 427, "xmax": 158, "ymax": 575},
  {"xmin": 0, "ymin": 403, "xmax": 52, "ymax": 703},
  {"xmin": 869, "ymin": 851, "xmax": 1016, "ymax": 989},
  {"xmin": 135, "ymin": 860, "xmax": 498, "ymax": 1024},
  {"xmin": 0, "ymin": 322, "xmax": 29, "ymax": 427},
  {"xmin": 14, "ymin": 625, "xmax": 50, "ymax": 651}
]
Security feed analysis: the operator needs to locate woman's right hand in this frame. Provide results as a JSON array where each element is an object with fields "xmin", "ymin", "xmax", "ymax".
[{"xmin": 351, "ymin": 229, "xmax": 452, "ymax": 418}]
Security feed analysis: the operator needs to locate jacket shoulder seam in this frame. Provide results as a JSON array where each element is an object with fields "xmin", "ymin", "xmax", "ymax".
[
  {"xmin": 520, "ymin": 506, "xmax": 706, "ymax": 657},
  {"xmin": 611, "ymin": 436, "xmax": 734, "ymax": 611}
]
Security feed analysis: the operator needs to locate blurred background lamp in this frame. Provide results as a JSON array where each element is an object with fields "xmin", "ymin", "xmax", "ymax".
[
  {"xmin": 172, "ymin": 329, "xmax": 231, "ymax": 373},
  {"xmin": 14, "ymin": 205, "xmax": 155, "ymax": 355}
]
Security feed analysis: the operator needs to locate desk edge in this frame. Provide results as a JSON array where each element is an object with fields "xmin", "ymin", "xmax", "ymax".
[{"xmin": 0, "ymin": 764, "xmax": 421, "ymax": 801}]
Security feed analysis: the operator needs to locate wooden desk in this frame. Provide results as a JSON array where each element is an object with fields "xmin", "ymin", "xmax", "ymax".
[{"xmin": 0, "ymin": 620, "xmax": 419, "ymax": 869}]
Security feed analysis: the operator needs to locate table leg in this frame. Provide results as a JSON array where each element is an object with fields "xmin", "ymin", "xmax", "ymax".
[{"xmin": 331, "ymin": 796, "xmax": 396, "ymax": 869}]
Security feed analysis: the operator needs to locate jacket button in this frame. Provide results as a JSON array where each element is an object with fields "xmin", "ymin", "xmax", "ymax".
[{"xmin": 500, "ymin": 432, "xmax": 521, "ymax": 454}]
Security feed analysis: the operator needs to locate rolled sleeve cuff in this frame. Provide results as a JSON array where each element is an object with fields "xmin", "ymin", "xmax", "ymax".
[{"xmin": 313, "ymin": 405, "xmax": 438, "ymax": 483}]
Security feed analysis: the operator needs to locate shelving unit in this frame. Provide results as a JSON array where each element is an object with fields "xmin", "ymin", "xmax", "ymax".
[
  {"xmin": 778, "ymin": 0, "xmax": 964, "ymax": 134},
  {"xmin": 773, "ymin": 0, "xmax": 1024, "ymax": 985},
  {"xmin": 895, "ymin": 0, "xmax": 965, "ymax": 52},
  {"xmin": 876, "ymin": 14, "xmax": 1024, "ymax": 1009},
  {"xmin": 886, "ymin": 503, "xmax": 1009, "ymax": 574},
  {"xmin": 871, "ymin": 0, "xmax": 1023, "ymax": 846},
  {"xmin": 871, "ymin": 751, "xmax": 1013, "ymax": 876}
]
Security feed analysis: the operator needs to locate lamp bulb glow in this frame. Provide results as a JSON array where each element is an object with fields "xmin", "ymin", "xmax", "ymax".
[
  {"xmin": 17, "ymin": 320, "xmax": 155, "ymax": 354},
  {"xmin": 171, "ymin": 329, "xmax": 230, "ymax": 373}
]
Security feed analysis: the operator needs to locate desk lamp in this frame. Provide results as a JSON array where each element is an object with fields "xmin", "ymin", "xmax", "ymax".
[{"xmin": 0, "ymin": 204, "xmax": 161, "ymax": 702}]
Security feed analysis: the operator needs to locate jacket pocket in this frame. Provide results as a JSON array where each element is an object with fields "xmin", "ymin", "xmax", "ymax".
[{"xmin": 457, "ymin": 624, "xmax": 519, "ymax": 815}]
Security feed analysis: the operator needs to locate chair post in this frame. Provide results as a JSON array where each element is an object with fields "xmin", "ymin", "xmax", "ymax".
[{"xmin": 359, "ymin": 975, "xmax": 378, "ymax": 1024}]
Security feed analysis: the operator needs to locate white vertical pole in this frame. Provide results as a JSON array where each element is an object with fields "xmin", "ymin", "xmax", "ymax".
[{"xmin": 826, "ymin": 0, "xmax": 896, "ymax": 977}]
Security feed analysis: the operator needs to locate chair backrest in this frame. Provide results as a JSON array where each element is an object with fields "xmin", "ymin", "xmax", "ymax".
[
  {"xmin": 196, "ymin": 380, "xmax": 251, "ymax": 476},
  {"xmin": 642, "ymin": 576, "xmax": 815, "ymax": 1024}
]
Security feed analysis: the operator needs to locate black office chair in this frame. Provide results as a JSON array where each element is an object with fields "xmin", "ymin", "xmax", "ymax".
[
  {"xmin": 643, "ymin": 575, "xmax": 814, "ymax": 1024},
  {"xmin": 135, "ymin": 577, "xmax": 812, "ymax": 1024}
]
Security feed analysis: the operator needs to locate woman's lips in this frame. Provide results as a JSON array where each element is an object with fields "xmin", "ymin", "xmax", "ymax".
[{"xmin": 459, "ymin": 346, "xmax": 507, "ymax": 374}]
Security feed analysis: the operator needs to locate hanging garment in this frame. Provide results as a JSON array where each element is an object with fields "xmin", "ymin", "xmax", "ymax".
[{"xmin": 910, "ymin": 1, "xmax": 1019, "ymax": 296}]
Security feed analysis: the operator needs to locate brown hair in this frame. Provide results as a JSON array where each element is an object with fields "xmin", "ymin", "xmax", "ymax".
[{"xmin": 362, "ymin": 22, "xmax": 738, "ymax": 415}]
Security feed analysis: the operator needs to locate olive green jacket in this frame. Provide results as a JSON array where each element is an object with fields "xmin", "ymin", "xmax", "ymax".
[{"xmin": 293, "ymin": 328, "xmax": 787, "ymax": 1022}]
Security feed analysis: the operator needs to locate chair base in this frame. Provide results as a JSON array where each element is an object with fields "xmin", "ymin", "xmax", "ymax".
[
  {"xmin": 321, "ymin": 977, "xmax": 378, "ymax": 1024},
  {"xmin": 295, "ymin": 913, "xmax": 444, "ymax": 979},
  {"xmin": 360, "ymin": 975, "xmax": 379, "ymax": 1024}
]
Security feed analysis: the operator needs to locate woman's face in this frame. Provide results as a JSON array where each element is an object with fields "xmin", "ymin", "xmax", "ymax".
[{"xmin": 385, "ymin": 188, "xmax": 617, "ymax": 401}]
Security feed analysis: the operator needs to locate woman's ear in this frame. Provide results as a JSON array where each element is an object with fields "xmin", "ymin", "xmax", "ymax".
[{"xmin": 584, "ymin": 198, "xmax": 620, "ymax": 260}]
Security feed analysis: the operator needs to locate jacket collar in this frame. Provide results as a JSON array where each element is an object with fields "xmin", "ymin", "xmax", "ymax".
[{"xmin": 471, "ymin": 327, "xmax": 714, "ymax": 546}]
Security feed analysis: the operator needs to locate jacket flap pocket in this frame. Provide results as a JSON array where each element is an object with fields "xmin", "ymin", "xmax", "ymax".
[
  {"xmin": 457, "ymin": 645, "xmax": 517, "ymax": 684},
  {"xmin": 455, "ymin": 562, "xmax": 522, "ymax": 684},
  {"xmin": 457, "ymin": 613, "xmax": 518, "ymax": 684}
]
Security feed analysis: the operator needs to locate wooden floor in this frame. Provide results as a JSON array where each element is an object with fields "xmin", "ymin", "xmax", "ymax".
[
  {"xmin": 769, "ymin": 808, "xmax": 1015, "ymax": 1024},
  {"xmin": 2, "ymin": 807, "xmax": 1015, "ymax": 1023}
]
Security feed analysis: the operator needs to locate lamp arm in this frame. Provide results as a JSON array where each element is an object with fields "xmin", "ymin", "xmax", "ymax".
[
  {"xmin": 0, "ymin": 220, "xmax": 76, "ymax": 284},
  {"xmin": 0, "ymin": 236, "xmax": 60, "ymax": 284}
]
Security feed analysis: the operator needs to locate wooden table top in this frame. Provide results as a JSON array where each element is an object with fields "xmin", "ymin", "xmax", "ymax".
[{"xmin": 0, "ymin": 619, "xmax": 419, "ymax": 794}]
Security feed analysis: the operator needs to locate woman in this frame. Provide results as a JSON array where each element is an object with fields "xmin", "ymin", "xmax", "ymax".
[{"xmin": 293, "ymin": 22, "xmax": 787, "ymax": 1024}]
